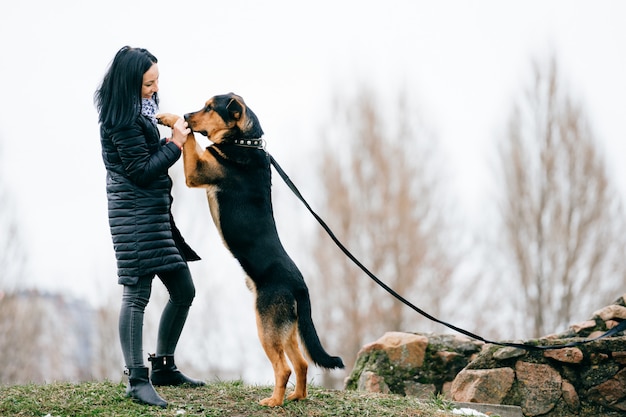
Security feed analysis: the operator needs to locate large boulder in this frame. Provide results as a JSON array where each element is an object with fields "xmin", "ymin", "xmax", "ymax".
[{"xmin": 344, "ymin": 331, "xmax": 483, "ymax": 397}]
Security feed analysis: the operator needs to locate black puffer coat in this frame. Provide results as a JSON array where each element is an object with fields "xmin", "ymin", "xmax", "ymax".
[{"xmin": 100, "ymin": 115, "xmax": 200, "ymax": 285}]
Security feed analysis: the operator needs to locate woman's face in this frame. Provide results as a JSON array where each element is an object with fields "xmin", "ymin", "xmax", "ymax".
[{"xmin": 141, "ymin": 63, "xmax": 159, "ymax": 99}]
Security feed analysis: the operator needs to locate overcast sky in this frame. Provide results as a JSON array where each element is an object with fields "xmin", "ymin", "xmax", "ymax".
[{"xmin": 1, "ymin": 0, "xmax": 625, "ymax": 305}]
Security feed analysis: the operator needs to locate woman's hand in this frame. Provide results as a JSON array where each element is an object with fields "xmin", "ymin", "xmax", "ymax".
[{"xmin": 171, "ymin": 118, "xmax": 191, "ymax": 148}]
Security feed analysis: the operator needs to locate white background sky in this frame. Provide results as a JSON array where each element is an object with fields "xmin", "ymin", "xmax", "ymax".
[{"xmin": 1, "ymin": 0, "xmax": 626, "ymax": 307}]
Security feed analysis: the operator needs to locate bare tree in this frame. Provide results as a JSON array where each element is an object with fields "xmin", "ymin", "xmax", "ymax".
[
  {"xmin": 91, "ymin": 300, "xmax": 124, "ymax": 381},
  {"xmin": 0, "ymin": 142, "xmax": 27, "ymax": 292},
  {"xmin": 0, "ymin": 291, "xmax": 46, "ymax": 384},
  {"xmin": 0, "ymin": 140, "xmax": 43, "ymax": 384},
  {"xmin": 496, "ymin": 55, "xmax": 626, "ymax": 337},
  {"xmin": 307, "ymin": 86, "xmax": 458, "ymax": 387},
  {"xmin": 0, "ymin": 290, "xmax": 98, "ymax": 384}
]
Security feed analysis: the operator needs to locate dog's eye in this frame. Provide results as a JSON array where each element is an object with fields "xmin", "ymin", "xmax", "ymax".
[{"xmin": 205, "ymin": 105, "xmax": 212, "ymax": 112}]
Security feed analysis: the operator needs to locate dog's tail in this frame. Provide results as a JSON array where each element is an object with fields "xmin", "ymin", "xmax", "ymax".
[{"xmin": 296, "ymin": 288, "xmax": 345, "ymax": 369}]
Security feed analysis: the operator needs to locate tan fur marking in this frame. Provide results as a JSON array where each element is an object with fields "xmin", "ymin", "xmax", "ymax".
[
  {"xmin": 183, "ymin": 137, "xmax": 225, "ymax": 187},
  {"xmin": 256, "ymin": 309, "xmax": 292, "ymax": 407},
  {"xmin": 245, "ymin": 276, "xmax": 256, "ymax": 293},
  {"xmin": 285, "ymin": 327, "xmax": 308, "ymax": 401},
  {"xmin": 155, "ymin": 112, "xmax": 180, "ymax": 128},
  {"xmin": 185, "ymin": 100, "xmax": 237, "ymax": 144},
  {"xmin": 205, "ymin": 185, "xmax": 230, "ymax": 252}
]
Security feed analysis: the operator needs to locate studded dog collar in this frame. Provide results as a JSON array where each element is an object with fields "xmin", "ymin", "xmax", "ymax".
[{"xmin": 232, "ymin": 138, "xmax": 265, "ymax": 149}]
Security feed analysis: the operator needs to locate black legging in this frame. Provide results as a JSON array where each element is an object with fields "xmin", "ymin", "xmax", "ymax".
[{"xmin": 119, "ymin": 266, "xmax": 196, "ymax": 368}]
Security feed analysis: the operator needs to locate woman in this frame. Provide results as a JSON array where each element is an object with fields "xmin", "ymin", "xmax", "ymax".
[{"xmin": 94, "ymin": 46, "xmax": 204, "ymax": 408}]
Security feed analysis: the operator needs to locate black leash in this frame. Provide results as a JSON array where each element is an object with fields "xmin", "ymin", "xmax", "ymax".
[{"xmin": 269, "ymin": 154, "xmax": 626, "ymax": 351}]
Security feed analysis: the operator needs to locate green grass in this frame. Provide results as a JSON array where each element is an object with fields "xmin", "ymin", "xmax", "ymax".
[{"xmin": 0, "ymin": 380, "xmax": 461, "ymax": 417}]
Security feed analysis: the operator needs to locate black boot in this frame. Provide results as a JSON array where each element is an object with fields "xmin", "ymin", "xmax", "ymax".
[
  {"xmin": 125, "ymin": 367, "xmax": 168, "ymax": 408},
  {"xmin": 149, "ymin": 354, "xmax": 205, "ymax": 387}
]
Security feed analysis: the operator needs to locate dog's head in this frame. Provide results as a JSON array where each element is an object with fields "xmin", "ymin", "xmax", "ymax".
[{"xmin": 184, "ymin": 93, "xmax": 263, "ymax": 144}]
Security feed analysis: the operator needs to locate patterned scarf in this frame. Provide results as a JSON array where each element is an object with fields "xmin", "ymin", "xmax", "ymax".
[{"xmin": 141, "ymin": 98, "xmax": 159, "ymax": 125}]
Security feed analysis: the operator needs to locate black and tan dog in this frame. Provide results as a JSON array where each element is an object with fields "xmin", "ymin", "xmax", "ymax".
[{"xmin": 157, "ymin": 93, "xmax": 344, "ymax": 407}]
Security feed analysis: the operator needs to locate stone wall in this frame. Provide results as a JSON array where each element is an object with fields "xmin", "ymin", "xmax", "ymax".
[
  {"xmin": 346, "ymin": 294, "xmax": 626, "ymax": 417},
  {"xmin": 344, "ymin": 331, "xmax": 483, "ymax": 397}
]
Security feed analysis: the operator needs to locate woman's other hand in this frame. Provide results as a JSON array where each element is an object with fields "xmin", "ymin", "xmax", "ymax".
[{"xmin": 171, "ymin": 118, "xmax": 190, "ymax": 147}]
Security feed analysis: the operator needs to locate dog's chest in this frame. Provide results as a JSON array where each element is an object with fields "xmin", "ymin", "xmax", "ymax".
[{"xmin": 205, "ymin": 185, "xmax": 228, "ymax": 247}]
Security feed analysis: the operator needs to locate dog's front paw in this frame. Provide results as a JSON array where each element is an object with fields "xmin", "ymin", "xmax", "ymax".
[{"xmin": 156, "ymin": 113, "xmax": 181, "ymax": 128}]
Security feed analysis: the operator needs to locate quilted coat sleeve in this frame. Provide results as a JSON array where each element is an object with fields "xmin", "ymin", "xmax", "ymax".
[{"xmin": 110, "ymin": 122, "xmax": 181, "ymax": 187}]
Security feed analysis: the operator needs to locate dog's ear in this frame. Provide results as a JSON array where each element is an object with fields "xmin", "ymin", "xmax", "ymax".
[
  {"xmin": 224, "ymin": 93, "xmax": 264, "ymax": 139},
  {"xmin": 226, "ymin": 98, "xmax": 243, "ymax": 121},
  {"xmin": 239, "ymin": 106, "xmax": 264, "ymax": 139}
]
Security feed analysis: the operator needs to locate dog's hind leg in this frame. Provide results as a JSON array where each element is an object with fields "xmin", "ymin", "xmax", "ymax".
[
  {"xmin": 256, "ymin": 313, "xmax": 291, "ymax": 407},
  {"xmin": 285, "ymin": 326, "xmax": 308, "ymax": 402}
]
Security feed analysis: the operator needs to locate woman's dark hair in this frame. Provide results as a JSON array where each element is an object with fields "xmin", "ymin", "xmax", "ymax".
[{"xmin": 94, "ymin": 46, "xmax": 158, "ymax": 128}]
